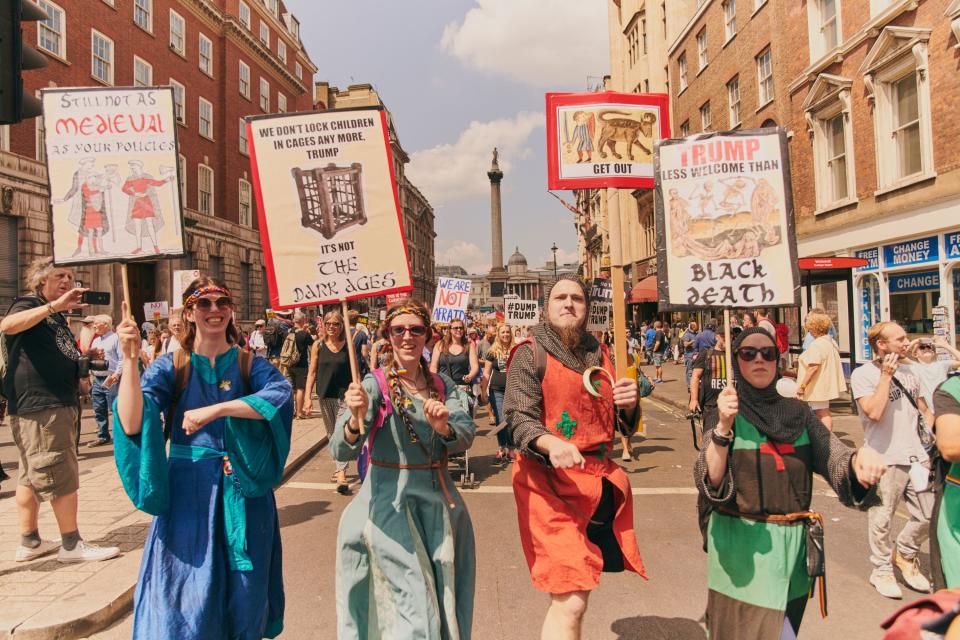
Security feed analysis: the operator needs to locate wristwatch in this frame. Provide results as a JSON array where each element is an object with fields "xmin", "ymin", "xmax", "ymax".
[{"xmin": 711, "ymin": 429, "xmax": 734, "ymax": 447}]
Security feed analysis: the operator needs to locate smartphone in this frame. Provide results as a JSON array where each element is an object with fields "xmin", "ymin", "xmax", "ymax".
[{"xmin": 81, "ymin": 291, "xmax": 111, "ymax": 305}]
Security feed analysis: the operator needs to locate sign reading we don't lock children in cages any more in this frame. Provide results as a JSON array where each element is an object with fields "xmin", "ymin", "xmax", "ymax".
[{"xmin": 246, "ymin": 106, "xmax": 413, "ymax": 309}]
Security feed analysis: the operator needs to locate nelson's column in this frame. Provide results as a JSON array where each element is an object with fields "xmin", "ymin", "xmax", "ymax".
[{"xmin": 487, "ymin": 148, "xmax": 507, "ymax": 305}]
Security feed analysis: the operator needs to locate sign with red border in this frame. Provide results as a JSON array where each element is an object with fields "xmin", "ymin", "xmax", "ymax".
[
  {"xmin": 546, "ymin": 91, "xmax": 670, "ymax": 190},
  {"xmin": 246, "ymin": 106, "xmax": 413, "ymax": 309}
]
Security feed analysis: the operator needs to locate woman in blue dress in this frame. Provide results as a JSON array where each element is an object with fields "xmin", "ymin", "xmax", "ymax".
[{"xmin": 114, "ymin": 277, "xmax": 293, "ymax": 639}]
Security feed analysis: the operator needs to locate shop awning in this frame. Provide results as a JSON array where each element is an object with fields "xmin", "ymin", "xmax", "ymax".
[{"xmin": 627, "ymin": 276, "xmax": 658, "ymax": 304}]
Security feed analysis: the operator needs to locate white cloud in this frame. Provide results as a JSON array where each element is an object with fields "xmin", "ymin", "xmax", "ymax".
[
  {"xmin": 436, "ymin": 240, "xmax": 489, "ymax": 274},
  {"xmin": 440, "ymin": 0, "xmax": 609, "ymax": 87},
  {"xmin": 407, "ymin": 111, "xmax": 542, "ymax": 205},
  {"xmin": 538, "ymin": 247, "xmax": 578, "ymax": 267}
]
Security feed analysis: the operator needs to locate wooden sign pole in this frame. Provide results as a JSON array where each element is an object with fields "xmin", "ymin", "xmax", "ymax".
[
  {"xmin": 120, "ymin": 264, "xmax": 139, "ymax": 359},
  {"xmin": 606, "ymin": 188, "xmax": 628, "ymax": 379},
  {"xmin": 341, "ymin": 298, "xmax": 365, "ymax": 435},
  {"xmin": 724, "ymin": 309, "xmax": 733, "ymax": 386}
]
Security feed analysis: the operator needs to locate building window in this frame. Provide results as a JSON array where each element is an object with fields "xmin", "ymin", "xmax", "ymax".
[
  {"xmin": 627, "ymin": 25, "xmax": 638, "ymax": 67},
  {"xmin": 277, "ymin": 93, "xmax": 286, "ymax": 113},
  {"xmin": 277, "ymin": 39, "xmax": 286, "ymax": 63},
  {"xmin": 209, "ymin": 256, "xmax": 222, "ymax": 281},
  {"xmin": 259, "ymin": 22, "xmax": 269, "ymax": 47},
  {"xmin": 91, "ymin": 30, "xmax": 114, "ymax": 85},
  {"xmin": 862, "ymin": 28, "xmax": 934, "ymax": 190},
  {"xmin": 198, "ymin": 164, "xmax": 213, "ymax": 215},
  {"xmin": 36, "ymin": 1, "xmax": 65, "ymax": 58},
  {"xmin": 239, "ymin": 179, "xmax": 252, "ymax": 227},
  {"xmin": 239, "ymin": 60, "xmax": 250, "ymax": 99},
  {"xmin": 133, "ymin": 56, "xmax": 152, "ymax": 87},
  {"xmin": 133, "ymin": 0, "xmax": 152, "ymax": 32},
  {"xmin": 260, "ymin": 78, "xmax": 270, "ymax": 111},
  {"xmin": 727, "ymin": 76, "xmax": 741, "ymax": 126},
  {"xmin": 819, "ymin": 0, "xmax": 839, "ymax": 51},
  {"xmin": 238, "ymin": 1, "xmax": 251, "ymax": 29},
  {"xmin": 804, "ymin": 75, "xmax": 856, "ymax": 211},
  {"xmin": 198, "ymin": 34, "xmax": 213, "ymax": 76},
  {"xmin": 756, "ymin": 46, "xmax": 774, "ymax": 106},
  {"xmin": 240, "ymin": 262, "xmax": 252, "ymax": 319},
  {"xmin": 35, "ymin": 101, "xmax": 45, "ymax": 161},
  {"xmin": 697, "ymin": 29, "xmax": 708, "ymax": 71},
  {"xmin": 680, "ymin": 120, "xmax": 689, "ymax": 136},
  {"xmin": 723, "ymin": 0, "xmax": 737, "ymax": 41},
  {"xmin": 824, "ymin": 114, "xmax": 849, "ymax": 201},
  {"xmin": 295, "ymin": 62, "xmax": 302, "ymax": 80},
  {"xmin": 267, "ymin": 0, "xmax": 279, "ymax": 16},
  {"xmin": 177, "ymin": 153, "xmax": 187, "ymax": 206},
  {"xmin": 288, "ymin": 15, "xmax": 300, "ymax": 41},
  {"xmin": 641, "ymin": 14, "xmax": 647, "ymax": 53},
  {"xmin": 700, "ymin": 101, "xmax": 712, "ymax": 131},
  {"xmin": 170, "ymin": 79, "xmax": 185, "ymax": 124},
  {"xmin": 198, "ymin": 98, "xmax": 213, "ymax": 139},
  {"xmin": 678, "ymin": 52, "xmax": 688, "ymax": 91},
  {"xmin": 239, "ymin": 118, "xmax": 248, "ymax": 154},
  {"xmin": 169, "ymin": 10, "xmax": 185, "ymax": 54}
]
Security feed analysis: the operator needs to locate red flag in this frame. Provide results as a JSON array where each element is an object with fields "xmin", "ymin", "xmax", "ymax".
[{"xmin": 548, "ymin": 191, "xmax": 585, "ymax": 217}]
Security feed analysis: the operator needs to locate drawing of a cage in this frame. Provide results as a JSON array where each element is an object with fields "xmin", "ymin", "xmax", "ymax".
[{"xmin": 291, "ymin": 163, "xmax": 366, "ymax": 239}]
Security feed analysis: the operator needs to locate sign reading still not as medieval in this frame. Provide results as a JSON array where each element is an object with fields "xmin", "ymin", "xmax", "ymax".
[
  {"xmin": 654, "ymin": 128, "xmax": 800, "ymax": 311},
  {"xmin": 546, "ymin": 91, "xmax": 671, "ymax": 190},
  {"xmin": 246, "ymin": 106, "xmax": 413, "ymax": 309},
  {"xmin": 42, "ymin": 87, "xmax": 185, "ymax": 266}
]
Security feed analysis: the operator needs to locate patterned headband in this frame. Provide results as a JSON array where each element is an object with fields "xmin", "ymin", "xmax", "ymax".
[
  {"xmin": 385, "ymin": 304, "xmax": 430, "ymax": 326},
  {"xmin": 184, "ymin": 285, "xmax": 232, "ymax": 308}
]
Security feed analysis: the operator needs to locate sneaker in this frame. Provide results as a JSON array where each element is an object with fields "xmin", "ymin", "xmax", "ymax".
[
  {"xmin": 894, "ymin": 551, "xmax": 932, "ymax": 593},
  {"xmin": 870, "ymin": 572, "xmax": 903, "ymax": 599},
  {"xmin": 57, "ymin": 540, "xmax": 120, "ymax": 563},
  {"xmin": 86, "ymin": 437, "xmax": 111, "ymax": 448},
  {"xmin": 622, "ymin": 450, "xmax": 632, "ymax": 462},
  {"xmin": 14, "ymin": 539, "xmax": 60, "ymax": 562},
  {"xmin": 335, "ymin": 483, "xmax": 351, "ymax": 496}
]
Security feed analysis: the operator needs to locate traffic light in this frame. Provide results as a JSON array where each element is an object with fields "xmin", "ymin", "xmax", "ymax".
[{"xmin": 0, "ymin": 0, "xmax": 49, "ymax": 125}]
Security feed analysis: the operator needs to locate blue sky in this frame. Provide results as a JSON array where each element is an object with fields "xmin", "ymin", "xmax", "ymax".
[{"xmin": 286, "ymin": 0, "xmax": 609, "ymax": 273}]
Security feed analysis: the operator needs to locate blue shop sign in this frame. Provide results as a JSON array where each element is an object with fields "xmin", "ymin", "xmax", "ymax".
[
  {"xmin": 945, "ymin": 231, "xmax": 960, "ymax": 260},
  {"xmin": 888, "ymin": 270, "xmax": 940, "ymax": 293},
  {"xmin": 883, "ymin": 236, "xmax": 939, "ymax": 268},
  {"xmin": 855, "ymin": 248, "xmax": 879, "ymax": 271}
]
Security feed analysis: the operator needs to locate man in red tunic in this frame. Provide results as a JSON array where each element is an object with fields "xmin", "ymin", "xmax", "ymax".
[
  {"xmin": 121, "ymin": 160, "xmax": 173, "ymax": 255},
  {"xmin": 504, "ymin": 275, "xmax": 645, "ymax": 640}
]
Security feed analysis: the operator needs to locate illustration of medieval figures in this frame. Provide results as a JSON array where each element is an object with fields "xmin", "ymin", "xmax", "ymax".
[
  {"xmin": 566, "ymin": 111, "xmax": 595, "ymax": 163},
  {"xmin": 54, "ymin": 157, "xmax": 116, "ymax": 257},
  {"xmin": 718, "ymin": 176, "xmax": 751, "ymax": 214},
  {"xmin": 689, "ymin": 180, "xmax": 718, "ymax": 217},
  {"xmin": 750, "ymin": 177, "xmax": 778, "ymax": 224},
  {"xmin": 668, "ymin": 188, "xmax": 691, "ymax": 256},
  {"xmin": 122, "ymin": 160, "xmax": 174, "ymax": 255}
]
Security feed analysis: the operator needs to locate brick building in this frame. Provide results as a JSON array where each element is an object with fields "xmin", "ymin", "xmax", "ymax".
[
  {"xmin": 667, "ymin": 0, "xmax": 960, "ymax": 357},
  {"xmin": 314, "ymin": 82, "xmax": 437, "ymax": 305},
  {"xmin": 0, "ymin": 0, "xmax": 317, "ymax": 327}
]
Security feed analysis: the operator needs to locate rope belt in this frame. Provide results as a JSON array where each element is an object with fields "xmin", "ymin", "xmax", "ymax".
[
  {"xmin": 370, "ymin": 451, "xmax": 456, "ymax": 509},
  {"xmin": 169, "ymin": 444, "xmax": 252, "ymax": 572},
  {"xmin": 717, "ymin": 506, "xmax": 828, "ymax": 618}
]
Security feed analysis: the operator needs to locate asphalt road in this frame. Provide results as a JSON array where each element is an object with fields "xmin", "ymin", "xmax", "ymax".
[{"xmin": 86, "ymin": 397, "xmax": 916, "ymax": 639}]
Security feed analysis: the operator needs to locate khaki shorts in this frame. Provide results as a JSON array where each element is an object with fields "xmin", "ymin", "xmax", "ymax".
[{"xmin": 9, "ymin": 406, "xmax": 80, "ymax": 501}]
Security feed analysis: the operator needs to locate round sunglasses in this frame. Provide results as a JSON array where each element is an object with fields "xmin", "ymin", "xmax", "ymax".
[
  {"xmin": 735, "ymin": 346, "xmax": 778, "ymax": 362},
  {"xmin": 390, "ymin": 324, "xmax": 427, "ymax": 337},
  {"xmin": 193, "ymin": 297, "xmax": 234, "ymax": 311}
]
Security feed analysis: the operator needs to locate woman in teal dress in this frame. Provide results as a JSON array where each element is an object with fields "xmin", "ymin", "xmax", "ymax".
[
  {"xmin": 114, "ymin": 277, "xmax": 293, "ymax": 639},
  {"xmin": 332, "ymin": 298, "xmax": 476, "ymax": 640}
]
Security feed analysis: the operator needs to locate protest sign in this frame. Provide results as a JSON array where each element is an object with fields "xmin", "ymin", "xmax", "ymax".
[
  {"xmin": 505, "ymin": 299, "xmax": 539, "ymax": 327},
  {"xmin": 653, "ymin": 128, "xmax": 800, "ymax": 311},
  {"xmin": 587, "ymin": 278, "xmax": 613, "ymax": 332},
  {"xmin": 246, "ymin": 106, "xmax": 413, "ymax": 309},
  {"xmin": 42, "ymin": 87, "xmax": 185, "ymax": 266},
  {"xmin": 385, "ymin": 292, "xmax": 408, "ymax": 307},
  {"xmin": 143, "ymin": 300, "xmax": 169, "ymax": 321},
  {"xmin": 173, "ymin": 269, "xmax": 201, "ymax": 302},
  {"xmin": 431, "ymin": 277, "xmax": 471, "ymax": 323},
  {"xmin": 546, "ymin": 91, "xmax": 670, "ymax": 191}
]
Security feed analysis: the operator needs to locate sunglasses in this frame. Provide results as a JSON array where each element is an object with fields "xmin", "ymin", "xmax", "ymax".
[
  {"xmin": 390, "ymin": 324, "xmax": 428, "ymax": 337},
  {"xmin": 917, "ymin": 344, "xmax": 935, "ymax": 351},
  {"xmin": 325, "ymin": 322, "xmax": 342, "ymax": 328},
  {"xmin": 450, "ymin": 326, "xmax": 465, "ymax": 331},
  {"xmin": 735, "ymin": 346, "xmax": 778, "ymax": 362},
  {"xmin": 193, "ymin": 297, "xmax": 234, "ymax": 311}
]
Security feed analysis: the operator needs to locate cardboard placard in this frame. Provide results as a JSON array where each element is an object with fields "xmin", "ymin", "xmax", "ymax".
[
  {"xmin": 42, "ymin": 87, "xmax": 185, "ymax": 266},
  {"xmin": 431, "ymin": 277, "xmax": 471, "ymax": 323},
  {"xmin": 654, "ymin": 127, "xmax": 800, "ymax": 310},
  {"xmin": 173, "ymin": 269, "xmax": 201, "ymax": 303},
  {"xmin": 385, "ymin": 292, "xmax": 408, "ymax": 307},
  {"xmin": 143, "ymin": 300, "xmax": 169, "ymax": 320},
  {"xmin": 505, "ymin": 299, "xmax": 539, "ymax": 327},
  {"xmin": 246, "ymin": 106, "xmax": 413, "ymax": 308},
  {"xmin": 546, "ymin": 91, "xmax": 671, "ymax": 190}
]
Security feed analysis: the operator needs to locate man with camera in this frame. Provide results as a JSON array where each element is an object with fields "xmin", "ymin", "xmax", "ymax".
[
  {"xmin": 87, "ymin": 314, "xmax": 123, "ymax": 447},
  {"xmin": 851, "ymin": 321, "xmax": 935, "ymax": 599},
  {"xmin": 0, "ymin": 257, "xmax": 119, "ymax": 562}
]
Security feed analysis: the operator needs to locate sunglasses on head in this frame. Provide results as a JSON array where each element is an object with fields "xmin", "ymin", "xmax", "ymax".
[
  {"xmin": 390, "ymin": 324, "xmax": 427, "ymax": 337},
  {"xmin": 193, "ymin": 297, "xmax": 234, "ymax": 311},
  {"xmin": 735, "ymin": 346, "xmax": 778, "ymax": 362}
]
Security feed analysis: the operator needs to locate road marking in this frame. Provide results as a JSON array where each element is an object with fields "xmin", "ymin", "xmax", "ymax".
[{"xmin": 281, "ymin": 481, "xmax": 698, "ymax": 495}]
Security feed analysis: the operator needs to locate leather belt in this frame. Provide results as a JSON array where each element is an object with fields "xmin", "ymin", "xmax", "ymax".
[{"xmin": 370, "ymin": 450, "xmax": 456, "ymax": 509}]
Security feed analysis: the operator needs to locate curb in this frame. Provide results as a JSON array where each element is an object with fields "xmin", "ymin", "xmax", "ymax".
[{"xmin": 7, "ymin": 432, "xmax": 330, "ymax": 639}]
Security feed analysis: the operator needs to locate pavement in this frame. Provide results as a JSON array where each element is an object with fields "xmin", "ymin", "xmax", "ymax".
[{"xmin": 0, "ymin": 407, "xmax": 329, "ymax": 640}]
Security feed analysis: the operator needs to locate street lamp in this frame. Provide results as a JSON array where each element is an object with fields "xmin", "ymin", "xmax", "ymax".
[{"xmin": 550, "ymin": 242, "xmax": 558, "ymax": 281}]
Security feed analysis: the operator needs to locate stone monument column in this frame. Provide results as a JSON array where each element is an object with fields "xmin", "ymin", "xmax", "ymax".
[{"xmin": 488, "ymin": 148, "xmax": 506, "ymax": 275}]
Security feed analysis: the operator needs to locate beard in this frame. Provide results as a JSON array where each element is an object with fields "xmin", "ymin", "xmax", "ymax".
[{"xmin": 552, "ymin": 321, "xmax": 586, "ymax": 352}]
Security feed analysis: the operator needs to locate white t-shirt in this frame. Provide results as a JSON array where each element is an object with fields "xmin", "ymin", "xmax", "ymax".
[
  {"xmin": 162, "ymin": 335, "xmax": 181, "ymax": 355},
  {"xmin": 757, "ymin": 318, "xmax": 776, "ymax": 338},
  {"xmin": 908, "ymin": 360, "xmax": 954, "ymax": 409},
  {"xmin": 850, "ymin": 362, "xmax": 926, "ymax": 465}
]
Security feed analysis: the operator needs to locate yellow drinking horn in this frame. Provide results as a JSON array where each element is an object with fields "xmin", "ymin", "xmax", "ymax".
[{"xmin": 583, "ymin": 366, "xmax": 616, "ymax": 397}]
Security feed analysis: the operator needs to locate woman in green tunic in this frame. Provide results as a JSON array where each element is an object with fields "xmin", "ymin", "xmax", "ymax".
[
  {"xmin": 331, "ymin": 299, "xmax": 476, "ymax": 639},
  {"xmin": 695, "ymin": 327, "xmax": 886, "ymax": 639}
]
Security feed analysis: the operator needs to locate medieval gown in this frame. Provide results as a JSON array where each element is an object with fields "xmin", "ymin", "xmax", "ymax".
[
  {"xmin": 113, "ymin": 347, "xmax": 293, "ymax": 639},
  {"xmin": 331, "ymin": 371, "xmax": 476, "ymax": 640}
]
